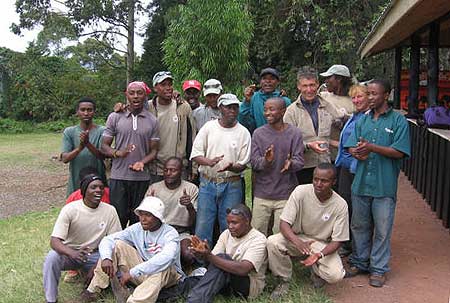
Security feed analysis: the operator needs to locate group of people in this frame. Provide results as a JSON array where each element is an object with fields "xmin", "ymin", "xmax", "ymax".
[{"xmin": 43, "ymin": 64, "xmax": 411, "ymax": 303}]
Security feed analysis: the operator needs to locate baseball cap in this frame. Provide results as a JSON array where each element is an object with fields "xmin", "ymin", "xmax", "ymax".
[
  {"xmin": 153, "ymin": 71, "xmax": 173, "ymax": 86},
  {"xmin": 182, "ymin": 80, "xmax": 202, "ymax": 92},
  {"xmin": 260, "ymin": 67, "xmax": 280, "ymax": 80},
  {"xmin": 203, "ymin": 79, "xmax": 223, "ymax": 96},
  {"xmin": 320, "ymin": 65, "xmax": 351, "ymax": 78},
  {"xmin": 134, "ymin": 196, "xmax": 166, "ymax": 223},
  {"xmin": 217, "ymin": 93, "xmax": 240, "ymax": 107}
]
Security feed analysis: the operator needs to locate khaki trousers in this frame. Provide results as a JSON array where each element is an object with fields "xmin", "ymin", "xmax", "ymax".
[
  {"xmin": 251, "ymin": 197, "xmax": 287, "ymax": 236},
  {"xmin": 87, "ymin": 240, "xmax": 181, "ymax": 303},
  {"xmin": 267, "ymin": 233, "xmax": 345, "ymax": 284}
]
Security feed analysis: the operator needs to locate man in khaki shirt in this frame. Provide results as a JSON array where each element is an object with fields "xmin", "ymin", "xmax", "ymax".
[
  {"xmin": 284, "ymin": 67, "xmax": 345, "ymax": 184},
  {"xmin": 267, "ymin": 163, "xmax": 349, "ymax": 299},
  {"xmin": 149, "ymin": 71, "xmax": 196, "ymax": 182}
]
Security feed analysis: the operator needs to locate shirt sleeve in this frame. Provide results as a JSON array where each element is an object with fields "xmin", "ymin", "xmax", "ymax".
[
  {"xmin": 283, "ymin": 105, "xmax": 298, "ymax": 127},
  {"xmin": 103, "ymin": 113, "xmax": 117, "ymax": 138},
  {"xmin": 390, "ymin": 115, "xmax": 411, "ymax": 157},
  {"xmin": 241, "ymin": 236, "xmax": 267, "ymax": 273},
  {"xmin": 238, "ymin": 100, "xmax": 256, "ymax": 133},
  {"xmin": 148, "ymin": 117, "xmax": 160, "ymax": 141},
  {"xmin": 236, "ymin": 128, "xmax": 252, "ymax": 166},
  {"xmin": 343, "ymin": 118, "xmax": 361, "ymax": 148},
  {"xmin": 61, "ymin": 128, "xmax": 74, "ymax": 153},
  {"xmin": 188, "ymin": 184, "xmax": 199, "ymax": 211},
  {"xmin": 190, "ymin": 124, "xmax": 207, "ymax": 160},
  {"xmin": 107, "ymin": 208, "xmax": 123, "ymax": 235},
  {"xmin": 279, "ymin": 187, "xmax": 302, "ymax": 226},
  {"xmin": 331, "ymin": 202, "xmax": 350, "ymax": 242},
  {"xmin": 51, "ymin": 207, "xmax": 71, "ymax": 240},
  {"xmin": 99, "ymin": 228, "xmax": 134, "ymax": 261},
  {"xmin": 250, "ymin": 131, "xmax": 268, "ymax": 171},
  {"xmin": 129, "ymin": 230, "xmax": 180, "ymax": 278},
  {"xmin": 211, "ymin": 231, "xmax": 227, "ymax": 255},
  {"xmin": 288, "ymin": 128, "xmax": 304, "ymax": 172}
]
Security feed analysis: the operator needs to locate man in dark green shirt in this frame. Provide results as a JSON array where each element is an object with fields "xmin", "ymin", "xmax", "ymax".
[{"xmin": 344, "ymin": 79, "xmax": 410, "ymax": 288}]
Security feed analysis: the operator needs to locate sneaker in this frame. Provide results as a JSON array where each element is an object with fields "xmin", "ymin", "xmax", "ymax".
[
  {"xmin": 270, "ymin": 281, "xmax": 290, "ymax": 300},
  {"xmin": 111, "ymin": 276, "xmax": 131, "ymax": 303},
  {"xmin": 344, "ymin": 265, "xmax": 366, "ymax": 278},
  {"xmin": 369, "ymin": 273, "xmax": 386, "ymax": 287},
  {"xmin": 64, "ymin": 270, "xmax": 80, "ymax": 283},
  {"xmin": 310, "ymin": 270, "xmax": 326, "ymax": 288}
]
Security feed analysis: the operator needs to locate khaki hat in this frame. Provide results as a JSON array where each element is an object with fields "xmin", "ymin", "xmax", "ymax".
[
  {"xmin": 152, "ymin": 71, "xmax": 173, "ymax": 86},
  {"xmin": 134, "ymin": 196, "xmax": 165, "ymax": 223},
  {"xmin": 217, "ymin": 93, "xmax": 240, "ymax": 107},
  {"xmin": 320, "ymin": 65, "xmax": 351, "ymax": 78},
  {"xmin": 203, "ymin": 79, "xmax": 223, "ymax": 96}
]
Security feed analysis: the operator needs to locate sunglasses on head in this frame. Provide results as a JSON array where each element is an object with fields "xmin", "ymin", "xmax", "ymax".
[{"xmin": 204, "ymin": 83, "xmax": 221, "ymax": 89}]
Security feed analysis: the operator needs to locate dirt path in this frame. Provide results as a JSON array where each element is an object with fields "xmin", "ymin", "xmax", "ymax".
[{"xmin": 327, "ymin": 173, "xmax": 450, "ymax": 303}]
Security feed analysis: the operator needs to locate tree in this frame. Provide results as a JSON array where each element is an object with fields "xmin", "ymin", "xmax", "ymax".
[
  {"xmin": 162, "ymin": 0, "xmax": 253, "ymax": 88},
  {"xmin": 12, "ymin": 0, "xmax": 148, "ymax": 83}
]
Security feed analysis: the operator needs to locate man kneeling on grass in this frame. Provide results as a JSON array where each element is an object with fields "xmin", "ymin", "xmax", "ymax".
[
  {"xmin": 268, "ymin": 163, "xmax": 349, "ymax": 299},
  {"xmin": 158, "ymin": 204, "xmax": 267, "ymax": 302},
  {"xmin": 43, "ymin": 174, "xmax": 122, "ymax": 303},
  {"xmin": 81, "ymin": 196, "xmax": 183, "ymax": 303}
]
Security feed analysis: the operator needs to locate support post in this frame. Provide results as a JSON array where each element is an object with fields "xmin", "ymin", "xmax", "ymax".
[
  {"xmin": 427, "ymin": 21, "xmax": 440, "ymax": 107},
  {"xmin": 408, "ymin": 33, "xmax": 420, "ymax": 117},
  {"xmin": 394, "ymin": 47, "xmax": 402, "ymax": 109}
]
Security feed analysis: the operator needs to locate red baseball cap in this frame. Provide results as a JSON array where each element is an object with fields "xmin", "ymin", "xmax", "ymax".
[{"xmin": 182, "ymin": 80, "xmax": 201, "ymax": 92}]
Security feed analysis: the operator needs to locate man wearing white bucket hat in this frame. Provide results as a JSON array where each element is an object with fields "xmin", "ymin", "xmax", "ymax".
[{"xmin": 81, "ymin": 196, "xmax": 183, "ymax": 303}]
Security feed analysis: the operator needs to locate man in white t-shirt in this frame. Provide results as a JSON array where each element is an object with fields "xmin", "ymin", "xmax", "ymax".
[
  {"xmin": 43, "ymin": 175, "xmax": 121, "ymax": 303},
  {"xmin": 267, "ymin": 163, "xmax": 349, "ymax": 299},
  {"xmin": 190, "ymin": 93, "xmax": 251, "ymax": 246},
  {"xmin": 146, "ymin": 157, "xmax": 198, "ymax": 269}
]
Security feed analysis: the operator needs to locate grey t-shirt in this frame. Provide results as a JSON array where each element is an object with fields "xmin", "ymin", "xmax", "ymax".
[{"xmin": 103, "ymin": 110, "xmax": 160, "ymax": 181}]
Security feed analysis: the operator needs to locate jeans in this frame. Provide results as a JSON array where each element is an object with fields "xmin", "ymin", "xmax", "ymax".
[
  {"xmin": 195, "ymin": 177, "xmax": 242, "ymax": 246},
  {"xmin": 43, "ymin": 249, "xmax": 100, "ymax": 302},
  {"xmin": 349, "ymin": 194, "xmax": 396, "ymax": 275}
]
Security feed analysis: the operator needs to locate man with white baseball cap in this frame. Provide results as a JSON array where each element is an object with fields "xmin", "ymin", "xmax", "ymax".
[
  {"xmin": 81, "ymin": 196, "xmax": 183, "ymax": 303},
  {"xmin": 192, "ymin": 79, "xmax": 223, "ymax": 132},
  {"xmin": 191, "ymin": 93, "xmax": 251, "ymax": 246}
]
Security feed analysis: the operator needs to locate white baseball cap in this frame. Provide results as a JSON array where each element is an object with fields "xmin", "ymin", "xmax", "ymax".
[
  {"xmin": 134, "ymin": 196, "xmax": 165, "ymax": 223},
  {"xmin": 320, "ymin": 65, "xmax": 351, "ymax": 78},
  {"xmin": 203, "ymin": 79, "xmax": 223, "ymax": 96},
  {"xmin": 152, "ymin": 71, "xmax": 173, "ymax": 87},
  {"xmin": 217, "ymin": 93, "xmax": 240, "ymax": 107}
]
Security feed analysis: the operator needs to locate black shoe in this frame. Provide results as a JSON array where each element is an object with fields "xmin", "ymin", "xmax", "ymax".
[
  {"xmin": 369, "ymin": 273, "xmax": 385, "ymax": 287},
  {"xmin": 344, "ymin": 265, "xmax": 366, "ymax": 278}
]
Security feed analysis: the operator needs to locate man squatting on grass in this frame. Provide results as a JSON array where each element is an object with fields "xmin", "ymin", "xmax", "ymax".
[{"xmin": 43, "ymin": 174, "xmax": 121, "ymax": 303}]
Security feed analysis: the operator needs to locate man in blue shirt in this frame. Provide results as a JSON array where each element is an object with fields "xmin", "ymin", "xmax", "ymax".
[
  {"xmin": 238, "ymin": 68, "xmax": 291, "ymax": 133},
  {"xmin": 344, "ymin": 79, "xmax": 410, "ymax": 288}
]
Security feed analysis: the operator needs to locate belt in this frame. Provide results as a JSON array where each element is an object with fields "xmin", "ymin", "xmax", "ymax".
[{"xmin": 201, "ymin": 174, "xmax": 241, "ymax": 184}]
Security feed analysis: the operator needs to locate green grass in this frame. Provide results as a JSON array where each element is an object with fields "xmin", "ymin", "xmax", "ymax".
[
  {"xmin": 0, "ymin": 132, "xmax": 333, "ymax": 303},
  {"xmin": 0, "ymin": 133, "xmax": 62, "ymax": 170}
]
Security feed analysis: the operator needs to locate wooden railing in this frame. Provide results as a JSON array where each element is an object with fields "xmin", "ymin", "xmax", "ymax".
[{"xmin": 402, "ymin": 120, "xmax": 450, "ymax": 231}]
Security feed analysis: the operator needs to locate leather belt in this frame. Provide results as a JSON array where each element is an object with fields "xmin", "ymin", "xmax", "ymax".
[{"xmin": 201, "ymin": 174, "xmax": 241, "ymax": 184}]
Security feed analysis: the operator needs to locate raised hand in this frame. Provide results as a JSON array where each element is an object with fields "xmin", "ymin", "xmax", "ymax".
[
  {"xmin": 129, "ymin": 161, "xmax": 144, "ymax": 171},
  {"xmin": 280, "ymin": 153, "xmax": 292, "ymax": 173},
  {"xmin": 179, "ymin": 188, "xmax": 192, "ymax": 206},
  {"xmin": 207, "ymin": 155, "xmax": 224, "ymax": 167},
  {"xmin": 264, "ymin": 144, "xmax": 275, "ymax": 163},
  {"xmin": 244, "ymin": 84, "xmax": 257, "ymax": 102}
]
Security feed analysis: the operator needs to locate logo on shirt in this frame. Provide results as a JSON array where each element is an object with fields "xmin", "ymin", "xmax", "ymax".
[
  {"xmin": 385, "ymin": 127, "xmax": 394, "ymax": 134},
  {"xmin": 98, "ymin": 221, "xmax": 106, "ymax": 229},
  {"xmin": 322, "ymin": 213, "xmax": 331, "ymax": 221},
  {"xmin": 173, "ymin": 115, "xmax": 179, "ymax": 123},
  {"xmin": 230, "ymin": 141, "xmax": 237, "ymax": 149},
  {"xmin": 146, "ymin": 242, "xmax": 162, "ymax": 254}
]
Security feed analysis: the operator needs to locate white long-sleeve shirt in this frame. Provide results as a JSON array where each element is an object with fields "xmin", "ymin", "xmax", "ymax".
[{"xmin": 99, "ymin": 222, "xmax": 182, "ymax": 278}]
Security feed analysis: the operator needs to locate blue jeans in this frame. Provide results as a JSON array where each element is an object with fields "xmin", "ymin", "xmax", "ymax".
[
  {"xmin": 349, "ymin": 194, "xmax": 396, "ymax": 275},
  {"xmin": 195, "ymin": 177, "xmax": 242, "ymax": 246}
]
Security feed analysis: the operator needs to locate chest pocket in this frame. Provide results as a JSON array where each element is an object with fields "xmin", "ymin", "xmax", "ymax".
[{"xmin": 318, "ymin": 110, "xmax": 332, "ymax": 137}]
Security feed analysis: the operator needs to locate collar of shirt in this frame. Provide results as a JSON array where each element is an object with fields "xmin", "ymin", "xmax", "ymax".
[
  {"xmin": 369, "ymin": 106, "xmax": 393, "ymax": 117},
  {"xmin": 125, "ymin": 109, "xmax": 147, "ymax": 118}
]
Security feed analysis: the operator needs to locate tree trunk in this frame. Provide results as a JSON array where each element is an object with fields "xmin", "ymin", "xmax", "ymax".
[{"xmin": 126, "ymin": 0, "xmax": 135, "ymax": 85}]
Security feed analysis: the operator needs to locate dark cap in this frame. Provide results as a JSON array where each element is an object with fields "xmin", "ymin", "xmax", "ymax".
[
  {"xmin": 260, "ymin": 68, "xmax": 280, "ymax": 80},
  {"xmin": 226, "ymin": 204, "xmax": 252, "ymax": 221},
  {"xmin": 80, "ymin": 174, "xmax": 102, "ymax": 197}
]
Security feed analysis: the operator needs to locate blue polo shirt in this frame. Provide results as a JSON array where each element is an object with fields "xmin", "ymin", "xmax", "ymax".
[{"xmin": 344, "ymin": 108, "xmax": 410, "ymax": 198}]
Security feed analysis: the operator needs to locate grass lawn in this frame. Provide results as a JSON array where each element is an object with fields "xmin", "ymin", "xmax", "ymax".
[{"xmin": 0, "ymin": 132, "xmax": 333, "ymax": 303}]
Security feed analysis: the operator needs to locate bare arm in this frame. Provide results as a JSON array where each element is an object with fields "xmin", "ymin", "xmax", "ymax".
[
  {"xmin": 50, "ymin": 237, "xmax": 91, "ymax": 263},
  {"xmin": 280, "ymin": 220, "xmax": 314, "ymax": 255},
  {"xmin": 192, "ymin": 155, "xmax": 224, "ymax": 167},
  {"xmin": 61, "ymin": 146, "xmax": 84, "ymax": 163}
]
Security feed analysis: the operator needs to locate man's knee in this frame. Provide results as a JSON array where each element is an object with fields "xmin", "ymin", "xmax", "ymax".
[
  {"xmin": 267, "ymin": 234, "xmax": 286, "ymax": 255},
  {"xmin": 319, "ymin": 265, "xmax": 345, "ymax": 284},
  {"xmin": 44, "ymin": 250, "xmax": 62, "ymax": 269}
]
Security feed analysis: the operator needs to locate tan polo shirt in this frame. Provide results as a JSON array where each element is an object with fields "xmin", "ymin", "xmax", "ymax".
[
  {"xmin": 280, "ymin": 184, "xmax": 349, "ymax": 242},
  {"xmin": 212, "ymin": 228, "xmax": 267, "ymax": 299},
  {"xmin": 284, "ymin": 95, "xmax": 344, "ymax": 168}
]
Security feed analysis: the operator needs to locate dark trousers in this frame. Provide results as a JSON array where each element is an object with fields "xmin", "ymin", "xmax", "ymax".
[
  {"xmin": 296, "ymin": 167, "xmax": 315, "ymax": 185},
  {"xmin": 109, "ymin": 179, "xmax": 150, "ymax": 229},
  {"xmin": 157, "ymin": 254, "xmax": 250, "ymax": 303}
]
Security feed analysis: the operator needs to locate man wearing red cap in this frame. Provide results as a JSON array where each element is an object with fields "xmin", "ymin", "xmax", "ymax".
[{"xmin": 182, "ymin": 80, "xmax": 202, "ymax": 110}]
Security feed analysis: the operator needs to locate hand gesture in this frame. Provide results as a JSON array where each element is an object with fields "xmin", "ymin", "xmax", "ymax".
[
  {"xmin": 101, "ymin": 259, "xmax": 115, "ymax": 278},
  {"xmin": 113, "ymin": 102, "xmax": 127, "ymax": 113},
  {"xmin": 70, "ymin": 246, "xmax": 92, "ymax": 263},
  {"xmin": 244, "ymin": 84, "xmax": 257, "ymax": 102},
  {"xmin": 147, "ymin": 188, "xmax": 156, "ymax": 196},
  {"xmin": 350, "ymin": 137, "xmax": 371, "ymax": 160},
  {"xmin": 207, "ymin": 155, "xmax": 224, "ymax": 167},
  {"xmin": 116, "ymin": 144, "xmax": 136, "ymax": 158},
  {"xmin": 307, "ymin": 141, "xmax": 328, "ymax": 154},
  {"xmin": 119, "ymin": 270, "xmax": 132, "ymax": 287},
  {"xmin": 129, "ymin": 161, "xmax": 144, "ymax": 171},
  {"xmin": 79, "ymin": 130, "xmax": 89, "ymax": 147},
  {"xmin": 217, "ymin": 161, "xmax": 233, "ymax": 172},
  {"xmin": 264, "ymin": 144, "xmax": 275, "ymax": 163},
  {"xmin": 280, "ymin": 88, "xmax": 288, "ymax": 97},
  {"xmin": 173, "ymin": 90, "xmax": 182, "ymax": 104},
  {"xmin": 301, "ymin": 253, "xmax": 320, "ymax": 267},
  {"xmin": 280, "ymin": 153, "xmax": 292, "ymax": 173},
  {"xmin": 294, "ymin": 239, "xmax": 314, "ymax": 255},
  {"xmin": 190, "ymin": 235, "xmax": 210, "ymax": 259},
  {"xmin": 179, "ymin": 188, "xmax": 192, "ymax": 207}
]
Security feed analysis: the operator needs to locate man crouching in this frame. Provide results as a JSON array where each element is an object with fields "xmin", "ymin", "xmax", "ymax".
[{"xmin": 81, "ymin": 196, "xmax": 182, "ymax": 303}]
